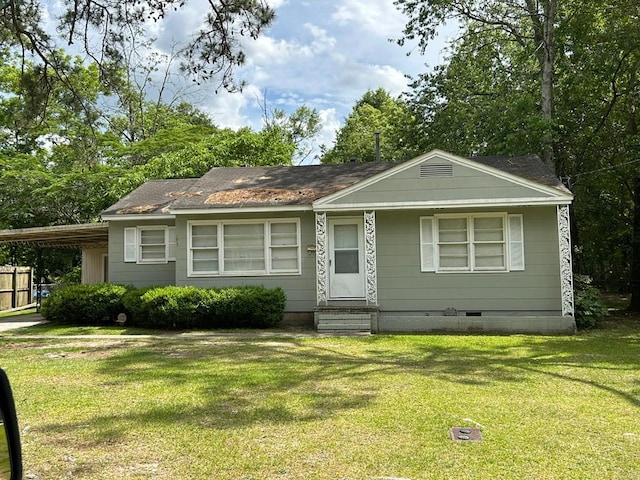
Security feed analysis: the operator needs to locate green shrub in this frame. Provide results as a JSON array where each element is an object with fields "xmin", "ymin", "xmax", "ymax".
[
  {"xmin": 211, "ymin": 286, "xmax": 286, "ymax": 328},
  {"xmin": 130, "ymin": 285, "xmax": 286, "ymax": 329},
  {"xmin": 41, "ymin": 283, "xmax": 286, "ymax": 330},
  {"xmin": 121, "ymin": 286, "xmax": 156, "ymax": 326},
  {"xmin": 41, "ymin": 283, "xmax": 128, "ymax": 325},
  {"xmin": 574, "ymin": 275, "xmax": 608, "ymax": 329},
  {"xmin": 135, "ymin": 286, "xmax": 211, "ymax": 329}
]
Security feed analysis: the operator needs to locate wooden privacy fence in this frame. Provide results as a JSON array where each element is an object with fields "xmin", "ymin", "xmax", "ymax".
[{"xmin": 0, "ymin": 266, "xmax": 33, "ymax": 310}]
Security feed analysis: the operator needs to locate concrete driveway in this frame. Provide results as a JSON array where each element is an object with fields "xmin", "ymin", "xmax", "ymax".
[{"xmin": 0, "ymin": 313, "xmax": 47, "ymax": 332}]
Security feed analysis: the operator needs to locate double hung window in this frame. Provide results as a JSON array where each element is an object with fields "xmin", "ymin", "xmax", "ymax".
[
  {"xmin": 124, "ymin": 226, "xmax": 176, "ymax": 264},
  {"xmin": 421, "ymin": 214, "xmax": 524, "ymax": 272},
  {"xmin": 188, "ymin": 220, "xmax": 300, "ymax": 276}
]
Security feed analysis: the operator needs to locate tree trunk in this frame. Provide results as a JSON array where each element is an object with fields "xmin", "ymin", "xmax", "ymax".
[
  {"xmin": 540, "ymin": 1, "xmax": 557, "ymax": 172},
  {"xmin": 629, "ymin": 177, "xmax": 640, "ymax": 310}
]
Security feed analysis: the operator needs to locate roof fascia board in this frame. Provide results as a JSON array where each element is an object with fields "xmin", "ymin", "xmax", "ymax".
[
  {"xmin": 101, "ymin": 214, "xmax": 175, "ymax": 221},
  {"xmin": 315, "ymin": 196, "xmax": 573, "ymax": 212},
  {"xmin": 313, "ymin": 149, "xmax": 569, "ymax": 208}
]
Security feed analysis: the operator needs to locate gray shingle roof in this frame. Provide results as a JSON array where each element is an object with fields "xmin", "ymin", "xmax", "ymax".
[
  {"xmin": 171, "ymin": 162, "xmax": 398, "ymax": 210},
  {"xmin": 471, "ymin": 154, "xmax": 568, "ymax": 191},
  {"xmin": 102, "ymin": 154, "xmax": 567, "ymax": 217},
  {"xmin": 102, "ymin": 178, "xmax": 198, "ymax": 216}
]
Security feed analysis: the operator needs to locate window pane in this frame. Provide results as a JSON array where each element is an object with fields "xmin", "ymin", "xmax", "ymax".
[
  {"xmin": 334, "ymin": 224, "xmax": 358, "ymax": 249},
  {"xmin": 474, "ymin": 217, "xmax": 504, "ymax": 241},
  {"xmin": 192, "ymin": 225, "xmax": 217, "ymax": 247},
  {"xmin": 141, "ymin": 245, "xmax": 166, "ymax": 261},
  {"xmin": 438, "ymin": 218, "xmax": 467, "ymax": 242},
  {"xmin": 192, "ymin": 250, "xmax": 219, "ymax": 272},
  {"xmin": 439, "ymin": 244, "xmax": 469, "ymax": 269},
  {"xmin": 224, "ymin": 252, "xmax": 265, "ymax": 272},
  {"xmin": 140, "ymin": 229, "xmax": 164, "ymax": 245},
  {"xmin": 224, "ymin": 224, "xmax": 264, "ymax": 247},
  {"xmin": 223, "ymin": 224, "xmax": 265, "ymax": 271},
  {"xmin": 335, "ymin": 250, "xmax": 359, "ymax": 273},
  {"xmin": 271, "ymin": 246, "xmax": 298, "ymax": 270},
  {"xmin": 271, "ymin": 223, "xmax": 297, "ymax": 246},
  {"xmin": 475, "ymin": 244, "xmax": 505, "ymax": 269}
]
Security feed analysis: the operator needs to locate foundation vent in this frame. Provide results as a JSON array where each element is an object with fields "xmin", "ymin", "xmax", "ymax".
[{"xmin": 420, "ymin": 163, "xmax": 453, "ymax": 178}]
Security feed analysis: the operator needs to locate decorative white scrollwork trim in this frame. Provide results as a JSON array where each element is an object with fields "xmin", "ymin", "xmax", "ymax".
[
  {"xmin": 364, "ymin": 211, "xmax": 378, "ymax": 305},
  {"xmin": 315, "ymin": 212, "xmax": 328, "ymax": 305},
  {"xmin": 557, "ymin": 205, "xmax": 574, "ymax": 317}
]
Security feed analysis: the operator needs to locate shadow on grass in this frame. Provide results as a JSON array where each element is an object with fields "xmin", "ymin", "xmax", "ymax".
[{"xmin": 32, "ymin": 326, "xmax": 640, "ymax": 449}]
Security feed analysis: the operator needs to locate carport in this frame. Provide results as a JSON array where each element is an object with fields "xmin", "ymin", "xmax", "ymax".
[{"xmin": 0, "ymin": 223, "xmax": 109, "ymax": 286}]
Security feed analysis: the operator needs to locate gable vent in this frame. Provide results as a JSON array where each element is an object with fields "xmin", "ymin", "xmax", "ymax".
[{"xmin": 420, "ymin": 163, "xmax": 453, "ymax": 178}]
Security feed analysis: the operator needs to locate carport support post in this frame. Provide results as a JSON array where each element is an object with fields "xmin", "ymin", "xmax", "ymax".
[{"xmin": 35, "ymin": 247, "xmax": 44, "ymax": 312}]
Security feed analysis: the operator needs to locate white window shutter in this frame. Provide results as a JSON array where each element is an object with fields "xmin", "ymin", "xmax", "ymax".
[
  {"xmin": 420, "ymin": 217, "xmax": 435, "ymax": 272},
  {"xmin": 508, "ymin": 214, "xmax": 525, "ymax": 271},
  {"xmin": 124, "ymin": 227, "xmax": 137, "ymax": 263},
  {"xmin": 167, "ymin": 227, "xmax": 177, "ymax": 261}
]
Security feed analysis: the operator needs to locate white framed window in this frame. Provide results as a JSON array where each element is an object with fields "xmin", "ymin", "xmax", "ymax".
[
  {"xmin": 187, "ymin": 219, "xmax": 301, "ymax": 276},
  {"xmin": 124, "ymin": 226, "xmax": 176, "ymax": 264},
  {"xmin": 420, "ymin": 214, "xmax": 524, "ymax": 273}
]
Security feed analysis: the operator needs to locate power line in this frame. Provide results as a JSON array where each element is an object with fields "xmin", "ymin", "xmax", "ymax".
[{"xmin": 570, "ymin": 158, "xmax": 640, "ymax": 179}]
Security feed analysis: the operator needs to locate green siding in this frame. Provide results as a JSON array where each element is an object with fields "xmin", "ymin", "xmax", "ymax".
[
  {"xmin": 325, "ymin": 159, "xmax": 552, "ymax": 206},
  {"xmin": 375, "ymin": 207, "xmax": 562, "ymax": 313},
  {"xmin": 108, "ymin": 220, "xmax": 177, "ymax": 287}
]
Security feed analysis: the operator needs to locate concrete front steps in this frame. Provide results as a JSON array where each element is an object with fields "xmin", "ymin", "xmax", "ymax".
[{"xmin": 314, "ymin": 306, "xmax": 379, "ymax": 333}]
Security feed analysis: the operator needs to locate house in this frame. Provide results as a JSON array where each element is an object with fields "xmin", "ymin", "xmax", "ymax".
[{"xmin": 101, "ymin": 149, "xmax": 575, "ymax": 334}]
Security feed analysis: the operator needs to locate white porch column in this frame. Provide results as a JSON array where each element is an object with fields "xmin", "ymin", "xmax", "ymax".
[
  {"xmin": 364, "ymin": 211, "xmax": 378, "ymax": 305},
  {"xmin": 557, "ymin": 204, "xmax": 574, "ymax": 317},
  {"xmin": 315, "ymin": 212, "xmax": 328, "ymax": 305}
]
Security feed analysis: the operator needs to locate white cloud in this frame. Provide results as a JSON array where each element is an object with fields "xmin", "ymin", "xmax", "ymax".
[
  {"xmin": 202, "ymin": 84, "xmax": 264, "ymax": 131},
  {"xmin": 331, "ymin": 0, "xmax": 407, "ymax": 37}
]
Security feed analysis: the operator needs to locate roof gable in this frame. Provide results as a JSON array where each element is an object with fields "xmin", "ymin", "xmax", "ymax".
[{"xmin": 313, "ymin": 150, "xmax": 572, "ymax": 210}]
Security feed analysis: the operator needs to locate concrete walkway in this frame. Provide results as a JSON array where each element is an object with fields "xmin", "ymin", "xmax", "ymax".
[
  {"xmin": 0, "ymin": 312, "xmax": 368, "ymax": 338},
  {"xmin": 0, "ymin": 312, "xmax": 48, "ymax": 332}
]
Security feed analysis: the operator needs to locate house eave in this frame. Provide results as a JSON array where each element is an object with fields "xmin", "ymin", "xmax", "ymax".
[
  {"xmin": 313, "ymin": 196, "xmax": 573, "ymax": 212},
  {"xmin": 101, "ymin": 214, "xmax": 176, "ymax": 221}
]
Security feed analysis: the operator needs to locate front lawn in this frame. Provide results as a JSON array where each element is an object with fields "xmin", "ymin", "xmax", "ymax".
[{"xmin": 0, "ymin": 322, "xmax": 638, "ymax": 479}]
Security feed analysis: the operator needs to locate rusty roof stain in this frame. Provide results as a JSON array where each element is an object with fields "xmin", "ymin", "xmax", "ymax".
[{"xmin": 204, "ymin": 187, "xmax": 335, "ymax": 205}]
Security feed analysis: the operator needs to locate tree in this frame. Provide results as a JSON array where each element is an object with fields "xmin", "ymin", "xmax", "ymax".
[
  {"xmin": 1, "ymin": 0, "xmax": 275, "ymax": 92},
  {"xmin": 405, "ymin": 25, "xmax": 544, "ymax": 158},
  {"xmin": 401, "ymin": 0, "xmax": 640, "ymax": 304},
  {"xmin": 112, "ymin": 127, "xmax": 297, "ymax": 198},
  {"xmin": 396, "ymin": 0, "xmax": 558, "ymax": 171},
  {"xmin": 262, "ymin": 105, "xmax": 321, "ymax": 164},
  {"xmin": 321, "ymin": 88, "xmax": 419, "ymax": 164}
]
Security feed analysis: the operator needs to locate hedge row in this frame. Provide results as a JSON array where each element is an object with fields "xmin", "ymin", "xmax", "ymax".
[{"xmin": 41, "ymin": 284, "xmax": 286, "ymax": 329}]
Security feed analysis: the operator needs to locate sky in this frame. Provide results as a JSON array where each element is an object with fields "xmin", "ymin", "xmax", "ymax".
[{"xmin": 46, "ymin": 0, "xmax": 457, "ymax": 162}]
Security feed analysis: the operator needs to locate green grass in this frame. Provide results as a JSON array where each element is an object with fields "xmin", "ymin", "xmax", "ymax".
[
  {"xmin": 0, "ymin": 308, "xmax": 36, "ymax": 318},
  {"xmin": 1, "ymin": 320, "xmax": 639, "ymax": 479}
]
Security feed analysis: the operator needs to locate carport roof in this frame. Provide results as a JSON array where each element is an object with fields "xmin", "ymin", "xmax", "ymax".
[{"xmin": 0, "ymin": 223, "xmax": 108, "ymax": 248}]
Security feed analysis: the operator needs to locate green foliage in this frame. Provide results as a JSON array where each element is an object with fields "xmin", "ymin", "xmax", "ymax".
[
  {"xmin": 211, "ymin": 285, "xmax": 287, "ymax": 329},
  {"xmin": 1, "ymin": 0, "xmax": 275, "ymax": 92},
  {"xmin": 41, "ymin": 283, "xmax": 288, "ymax": 329},
  {"xmin": 574, "ymin": 275, "xmax": 608, "ymax": 329},
  {"xmin": 57, "ymin": 266, "xmax": 81, "ymax": 285},
  {"xmin": 131, "ymin": 285, "xmax": 286, "ymax": 329},
  {"xmin": 41, "ymin": 283, "xmax": 128, "ymax": 325},
  {"xmin": 321, "ymin": 88, "xmax": 420, "ymax": 164}
]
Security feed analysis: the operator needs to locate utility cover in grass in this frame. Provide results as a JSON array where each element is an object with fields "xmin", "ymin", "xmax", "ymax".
[{"xmin": 450, "ymin": 427, "xmax": 483, "ymax": 442}]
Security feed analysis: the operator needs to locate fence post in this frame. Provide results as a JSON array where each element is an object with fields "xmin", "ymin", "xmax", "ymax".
[{"xmin": 12, "ymin": 267, "xmax": 18, "ymax": 308}]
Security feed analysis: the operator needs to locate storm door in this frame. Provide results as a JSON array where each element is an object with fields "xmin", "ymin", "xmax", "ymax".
[{"xmin": 328, "ymin": 218, "xmax": 365, "ymax": 299}]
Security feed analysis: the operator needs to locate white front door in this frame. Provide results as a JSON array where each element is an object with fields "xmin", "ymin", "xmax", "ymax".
[{"xmin": 329, "ymin": 218, "xmax": 365, "ymax": 299}]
